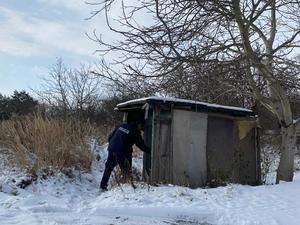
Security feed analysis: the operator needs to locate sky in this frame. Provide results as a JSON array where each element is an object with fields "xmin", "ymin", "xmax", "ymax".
[
  {"xmin": 1, "ymin": 1, "xmax": 299, "ymax": 97},
  {"xmin": 0, "ymin": 0, "xmax": 112, "ymax": 95}
]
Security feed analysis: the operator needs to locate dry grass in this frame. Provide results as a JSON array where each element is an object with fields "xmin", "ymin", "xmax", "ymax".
[
  {"xmin": 110, "ymin": 166, "xmax": 142, "ymax": 190},
  {"xmin": 0, "ymin": 114, "xmax": 103, "ymax": 174}
]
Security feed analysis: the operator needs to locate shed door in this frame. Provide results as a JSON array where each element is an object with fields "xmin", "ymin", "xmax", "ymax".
[
  {"xmin": 151, "ymin": 110, "xmax": 172, "ymax": 184},
  {"xmin": 172, "ymin": 110, "xmax": 208, "ymax": 187}
]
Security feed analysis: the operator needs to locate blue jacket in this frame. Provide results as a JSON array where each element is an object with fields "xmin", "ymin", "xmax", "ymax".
[{"xmin": 107, "ymin": 122, "xmax": 150, "ymax": 157}]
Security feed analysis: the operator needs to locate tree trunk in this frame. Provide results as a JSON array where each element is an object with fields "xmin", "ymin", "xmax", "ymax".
[{"xmin": 276, "ymin": 125, "xmax": 297, "ymax": 183}]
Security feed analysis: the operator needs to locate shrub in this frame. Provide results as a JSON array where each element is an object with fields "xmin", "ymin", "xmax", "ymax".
[
  {"xmin": 0, "ymin": 91, "xmax": 38, "ymax": 120},
  {"xmin": 0, "ymin": 114, "xmax": 102, "ymax": 174}
]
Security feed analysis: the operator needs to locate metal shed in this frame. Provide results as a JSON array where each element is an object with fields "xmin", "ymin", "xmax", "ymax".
[{"xmin": 115, "ymin": 96, "xmax": 261, "ymax": 188}]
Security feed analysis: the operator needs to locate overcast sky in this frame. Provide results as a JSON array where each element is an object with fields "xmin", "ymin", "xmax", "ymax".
[
  {"xmin": 0, "ymin": 0, "xmax": 111, "ymax": 95},
  {"xmin": 1, "ymin": 1, "xmax": 299, "ymax": 96}
]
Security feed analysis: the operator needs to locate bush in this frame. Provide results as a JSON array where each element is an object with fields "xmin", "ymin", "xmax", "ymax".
[
  {"xmin": 0, "ymin": 114, "xmax": 102, "ymax": 174},
  {"xmin": 0, "ymin": 91, "xmax": 38, "ymax": 120}
]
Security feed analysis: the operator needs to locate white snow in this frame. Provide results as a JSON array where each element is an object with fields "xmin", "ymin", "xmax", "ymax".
[
  {"xmin": 116, "ymin": 96, "xmax": 253, "ymax": 113},
  {"xmin": 1, "ymin": 145, "xmax": 300, "ymax": 225}
]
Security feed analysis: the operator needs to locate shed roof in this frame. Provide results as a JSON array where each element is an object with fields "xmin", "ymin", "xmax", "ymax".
[{"xmin": 116, "ymin": 96, "xmax": 254, "ymax": 117}]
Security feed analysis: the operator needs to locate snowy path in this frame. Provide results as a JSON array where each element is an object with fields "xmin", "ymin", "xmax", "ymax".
[
  {"xmin": 1, "ymin": 172, "xmax": 300, "ymax": 225},
  {"xmin": 1, "ymin": 145, "xmax": 300, "ymax": 225}
]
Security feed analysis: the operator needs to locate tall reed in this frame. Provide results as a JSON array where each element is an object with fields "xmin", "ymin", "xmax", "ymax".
[{"xmin": 0, "ymin": 114, "xmax": 101, "ymax": 173}]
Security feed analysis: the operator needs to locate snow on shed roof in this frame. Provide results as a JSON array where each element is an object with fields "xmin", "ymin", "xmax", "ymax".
[{"xmin": 116, "ymin": 96, "xmax": 254, "ymax": 116}]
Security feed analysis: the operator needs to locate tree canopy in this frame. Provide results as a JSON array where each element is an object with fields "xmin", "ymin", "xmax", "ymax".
[{"xmin": 90, "ymin": 0, "xmax": 300, "ymax": 182}]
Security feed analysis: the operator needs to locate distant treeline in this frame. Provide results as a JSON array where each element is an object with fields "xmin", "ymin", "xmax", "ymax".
[
  {"xmin": 0, "ymin": 90, "xmax": 128, "ymax": 128},
  {"xmin": 0, "ymin": 91, "xmax": 38, "ymax": 120}
]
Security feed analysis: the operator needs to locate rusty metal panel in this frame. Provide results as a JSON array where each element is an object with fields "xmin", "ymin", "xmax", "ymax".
[
  {"xmin": 172, "ymin": 110, "xmax": 207, "ymax": 187},
  {"xmin": 234, "ymin": 120, "xmax": 260, "ymax": 185},
  {"xmin": 206, "ymin": 116, "xmax": 235, "ymax": 186}
]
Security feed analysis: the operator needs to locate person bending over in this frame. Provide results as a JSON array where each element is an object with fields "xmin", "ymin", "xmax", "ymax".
[{"xmin": 100, "ymin": 120, "xmax": 150, "ymax": 191}]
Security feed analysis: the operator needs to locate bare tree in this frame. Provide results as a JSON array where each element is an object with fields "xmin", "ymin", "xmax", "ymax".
[
  {"xmin": 68, "ymin": 64, "xmax": 103, "ymax": 119},
  {"xmin": 89, "ymin": 0, "xmax": 300, "ymax": 183},
  {"xmin": 159, "ymin": 61, "xmax": 253, "ymax": 107},
  {"xmin": 37, "ymin": 58, "xmax": 70, "ymax": 116},
  {"xmin": 35, "ymin": 58, "xmax": 103, "ymax": 120}
]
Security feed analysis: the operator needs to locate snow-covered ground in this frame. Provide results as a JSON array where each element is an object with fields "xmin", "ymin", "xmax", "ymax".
[{"xmin": 1, "ymin": 145, "xmax": 300, "ymax": 225}]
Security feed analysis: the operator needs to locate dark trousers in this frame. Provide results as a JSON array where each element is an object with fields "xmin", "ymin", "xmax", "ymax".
[{"xmin": 100, "ymin": 151, "xmax": 131, "ymax": 189}]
